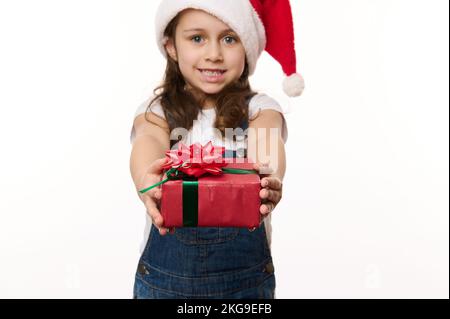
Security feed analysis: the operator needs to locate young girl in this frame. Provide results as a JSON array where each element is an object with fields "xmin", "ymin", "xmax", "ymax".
[{"xmin": 129, "ymin": 0, "xmax": 304, "ymax": 299}]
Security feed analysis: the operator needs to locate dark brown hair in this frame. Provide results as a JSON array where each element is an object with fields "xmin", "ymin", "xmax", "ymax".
[{"xmin": 144, "ymin": 10, "xmax": 258, "ymax": 140}]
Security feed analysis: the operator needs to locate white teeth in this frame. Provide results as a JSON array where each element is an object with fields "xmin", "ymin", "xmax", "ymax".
[{"xmin": 201, "ymin": 70, "xmax": 224, "ymax": 76}]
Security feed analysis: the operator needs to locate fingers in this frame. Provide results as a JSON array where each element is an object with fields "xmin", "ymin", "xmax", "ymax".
[
  {"xmin": 260, "ymin": 202, "xmax": 274, "ymax": 215},
  {"xmin": 144, "ymin": 192, "xmax": 172, "ymax": 236},
  {"xmin": 141, "ymin": 185, "xmax": 162, "ymax": 207},
  {"xmin": 139, "ymin": 157, "xmax": 171, "ymax": 236},
  {"xmin": 148, "ymin": 157, "xmax": 169, "ymax": 174},
  {"xmin": 152, "ymin": 187, "xmax": 162, "ymax": 202},
  {"xmin": 260, "ymin": 177, "xmax": 282, "ymax": 190},
  {"xmin": 158, "ymin": 227, "xmax": 170, "ymax": 236},
  {"xmin": 253, "ymin": 161, "xmax": 275, "ymax": 176},
  {"xmin": 260, "ymin": 178, "xmax": 281, "ymax": 215},
  {"xmin": 144, "ymin": 198, "xmax": 163, "ymax": 226},
  {"xmin": 143, "ymin": 196, "xmax": 166, "ymax": 231},
  {"xmin": 260, "ymin": 187, "xmax": 282, "ymax": 203},
  {"xmin": 254, "ymin": 161, "xmax": 282, "ymax": 218},
  {"xmin": 259, "ymin": 186, "xmax": 281, "ymax": 216},
  {"xmin": 137, "ymin": 159, "xmax": 166, "ymax": 195}
]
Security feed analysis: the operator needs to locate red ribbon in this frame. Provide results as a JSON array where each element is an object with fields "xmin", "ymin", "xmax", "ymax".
[{"xmin": 161, "ymin": 141, "xmax": 228, "ymax": 178}]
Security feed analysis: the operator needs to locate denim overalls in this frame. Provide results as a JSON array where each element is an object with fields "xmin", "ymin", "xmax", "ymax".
[{"xmin": 133, "ymin": 104, "xmax": 276, "ymax": 299}]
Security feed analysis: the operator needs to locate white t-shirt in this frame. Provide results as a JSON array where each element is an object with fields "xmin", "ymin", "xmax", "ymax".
[{"xmin": 130, "ymin": 93, "xmax": 288, "ymax": 254}]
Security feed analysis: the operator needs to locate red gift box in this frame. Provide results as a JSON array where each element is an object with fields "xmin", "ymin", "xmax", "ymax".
[
  {"xmin": 137, "ymin": 141, "xmax": 262, "ymax": 228},
  {"xmin": 160, "ymin": 159, "xmax": 261, "ymax": 228}
]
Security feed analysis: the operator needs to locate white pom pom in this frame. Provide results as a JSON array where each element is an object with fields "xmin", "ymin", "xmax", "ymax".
[{"xmin": 282, "ymin": 73, "xmax": 305, "ymax": 97}]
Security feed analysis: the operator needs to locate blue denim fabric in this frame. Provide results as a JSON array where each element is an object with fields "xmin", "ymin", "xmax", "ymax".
[{"xmin": 133, "ymin": 223, "xmax": 275, "ymax": 299}]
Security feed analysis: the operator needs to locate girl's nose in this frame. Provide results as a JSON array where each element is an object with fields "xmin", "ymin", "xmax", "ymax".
[{"xmin": 205, "ymin": 42, "xmax": 223, "ymax": 62}]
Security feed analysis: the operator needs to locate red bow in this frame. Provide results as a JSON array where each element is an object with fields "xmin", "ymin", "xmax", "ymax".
[{"xmin": 162, "ymin": 141, "xmax": 228, "ymax": 178}]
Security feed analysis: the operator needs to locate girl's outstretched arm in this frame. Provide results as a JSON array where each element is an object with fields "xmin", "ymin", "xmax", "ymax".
[
  {"xmin": 247, "ymin": 109, "xmax": 286, "ymax": 218},
  {"xmin": 130, "ymin": 113, "xmax": 170, "ymax": 188},
  {"xmin": 130, "ymin": 112, "xmax": 172, "ymax": 235},
  {"xmin": 247, "ymin": 109, "xmax": 286, "ymax": 181}
]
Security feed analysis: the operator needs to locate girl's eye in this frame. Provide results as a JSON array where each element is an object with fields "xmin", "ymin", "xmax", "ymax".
[
  {"xmin": 191, "ymin": 35, "xmax": 203, "ymax": 43},
  {"xmin": 224, "ymin": 36, "xmax": 237, "ymax": 44}
]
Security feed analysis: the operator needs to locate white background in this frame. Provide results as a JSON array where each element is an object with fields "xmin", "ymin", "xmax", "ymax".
[{"xmin": 0, "ymin": 0, "xmax": 448, "ymax": 298}]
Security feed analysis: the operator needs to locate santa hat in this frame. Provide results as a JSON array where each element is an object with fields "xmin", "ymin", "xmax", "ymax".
[{"xmin": 155, "ymin": 0, "xmax": 305, "ymax": 97}]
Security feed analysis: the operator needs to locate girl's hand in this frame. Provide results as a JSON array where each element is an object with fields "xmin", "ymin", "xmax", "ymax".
[
  {"xmin": 137, "ymin": 158, "xmax": 172, "ymax": 236},
  {"xmin": 253, "ymin": 162, "xmax": 283, "ymax": 224}
]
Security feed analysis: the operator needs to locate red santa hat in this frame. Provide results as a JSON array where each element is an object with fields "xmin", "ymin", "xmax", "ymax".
[{"xmin": 155, "ymin": 0, "xmax": 305, "ymax": 97}]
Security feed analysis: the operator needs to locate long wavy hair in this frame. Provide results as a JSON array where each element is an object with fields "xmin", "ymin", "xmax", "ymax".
[{"xmin": 144, "ymin": 10, "xmax": 258, "ymax": 140}]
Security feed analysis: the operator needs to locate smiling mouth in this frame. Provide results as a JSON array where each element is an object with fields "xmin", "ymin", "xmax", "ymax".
[{"xmin": 198, "ymin": 69, "xmax": 227, "ymax": 76}]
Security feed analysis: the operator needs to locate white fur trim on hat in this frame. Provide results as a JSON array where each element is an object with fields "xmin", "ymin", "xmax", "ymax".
[
  {"xmin": 154, "ymin": 0, "xmax": 266, "ymax": 76},
  {"xmin": 282, "ymin": 73, "xmax": 305, "ymax": 97}
]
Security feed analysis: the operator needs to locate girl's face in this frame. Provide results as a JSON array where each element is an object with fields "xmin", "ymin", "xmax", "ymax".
[{"xmin": 165, "ymin": 9, "xmax": 246, "ymax": 100}]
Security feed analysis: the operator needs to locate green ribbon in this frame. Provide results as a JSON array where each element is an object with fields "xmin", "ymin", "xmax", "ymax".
[
  {"xmin": 182, "ymin": 179, "xmax": 198, "ymax": 227},
  {"xmin": 139, "ymin": 165, "xmax": 258, "ymax": 227}
]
